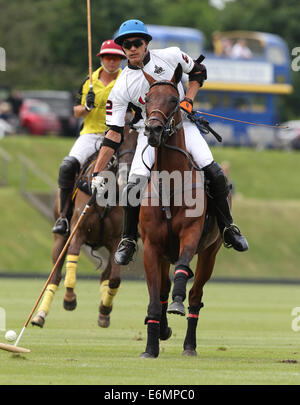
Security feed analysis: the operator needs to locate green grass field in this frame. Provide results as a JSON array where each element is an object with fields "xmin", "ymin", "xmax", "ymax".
[
  {"xmin": 0, "ymin": 279, "xmax": 299, "ymax": 385},
  {"xmin": 0, "ymin": 135, "xmax": 300, "ymax": 281}
]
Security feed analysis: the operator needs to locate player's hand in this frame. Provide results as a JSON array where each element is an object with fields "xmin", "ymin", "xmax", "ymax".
[
  {"xmin": 91, "ymin": 173, "xmax": 106, "ymax": 204},
  {"xmin": 180, "ymin": 97, "xmax": 193, "ymax": 114},
  {"xmin": 85, "ymin": 89, "xmax": 95, "ymax": 111}
]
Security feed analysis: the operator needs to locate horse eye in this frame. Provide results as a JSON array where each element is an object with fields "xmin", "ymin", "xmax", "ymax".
[{"xmin": 145, "ymin": 97, "xmax": 149, "ymax": 103}]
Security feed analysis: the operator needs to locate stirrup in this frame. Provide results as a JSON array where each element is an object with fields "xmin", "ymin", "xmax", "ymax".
[
  {"xmin": 115, "ymin": 237, "xmax": 138, "ymax": 265},
  {"xmin": 222, "ymin": 224, "xmax": 242, "ymax": 249},
  {"xmin": 52, "ymin": 216, "xmax": 69, "ymax": 234},
  {"xmin": 117, "ymin": 237, "xmax": 138, "ymax": 252}
]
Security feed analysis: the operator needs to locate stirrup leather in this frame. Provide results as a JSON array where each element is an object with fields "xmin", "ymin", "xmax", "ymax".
[{"xmin": 222, "ymin": 224, "xmax": 242, "ymax": 249}]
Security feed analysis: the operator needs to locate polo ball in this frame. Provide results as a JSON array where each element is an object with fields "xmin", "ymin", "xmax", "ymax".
[{"xmin": 5, "ymin": 330, "xmax": 17, "ymax": 342}]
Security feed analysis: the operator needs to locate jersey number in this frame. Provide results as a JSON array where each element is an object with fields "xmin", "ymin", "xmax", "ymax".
[{"xmin": 106, "ymin": 100, "xmax": 113, "ymax": 115}]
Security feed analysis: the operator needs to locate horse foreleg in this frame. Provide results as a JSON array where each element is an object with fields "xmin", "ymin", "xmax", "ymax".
[
  {"xmin": 140, "ymin": 241, "xmax": 162, "ymax": 359},
  {"xmin": 183, "ymin": 238, "xmax": 221, "ymax": 357},
  {"xmin": 98, "ymin": 251, "xmax": 121, "ymax": 328},
  {"xmin": 32, "ymin": 234, "xmax": 68, "ymax": 328},
  {"xmin": 168, "ymin": 227, "xmax": 201, "ymax": 316}
]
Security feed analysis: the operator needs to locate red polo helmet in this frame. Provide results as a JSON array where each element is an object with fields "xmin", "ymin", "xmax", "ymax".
[{"xmin": 96, "ymin": 39, "xmax": 126, "ymax": 59}]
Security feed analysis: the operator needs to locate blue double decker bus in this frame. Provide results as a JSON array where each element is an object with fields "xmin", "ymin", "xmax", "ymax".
[{"xmin": 146, "ymin": 26, "xmax": 293, "ymax": 147}]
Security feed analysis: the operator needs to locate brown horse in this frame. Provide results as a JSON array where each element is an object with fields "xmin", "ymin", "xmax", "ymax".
[
  {"xmin": 139, "ymin": 64, "xmax": 223, "ymax": 358},
  {"xmin": 31, "ymin": 118, "xmax": 138, "ymax": 329}
]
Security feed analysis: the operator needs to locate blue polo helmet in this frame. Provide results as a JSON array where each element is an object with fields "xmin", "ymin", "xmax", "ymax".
[{"xmin": 114, "ymin": 19, "xmax": 152, "ymax": 45}]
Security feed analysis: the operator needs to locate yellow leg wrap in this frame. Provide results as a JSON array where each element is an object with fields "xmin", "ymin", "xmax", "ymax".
[
  {"xmin": 38, "ymin": 284, "xmax": 58, "ymax": 315},
  {"xmin": 102, "ymin": 285, "xmax": 120, "ymax": 308},
  {"xmin": 64, "ymin": 254, "xmax": 79, "ymax": 289},
  {"xmin": 100, "ymin": 280, "xmax": 109, "ymax": 298}
]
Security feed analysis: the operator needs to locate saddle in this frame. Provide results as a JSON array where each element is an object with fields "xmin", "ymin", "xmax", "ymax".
[{"xmin": 73, "ymin": 151, "xmax": 118, "ymax": 200}]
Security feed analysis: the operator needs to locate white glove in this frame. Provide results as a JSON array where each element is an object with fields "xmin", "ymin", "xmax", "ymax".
[{"xmin": 91, "ymin": 174, "xmax": 106, "ymax": 204}]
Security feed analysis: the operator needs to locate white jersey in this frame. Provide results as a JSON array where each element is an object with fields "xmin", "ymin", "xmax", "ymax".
[
  {"xmin": 105, "ymin": 46, "xmax": 214, "ymax": 178},
  {"xmin": 105, "ymin": 47, "xmax": 194, "ymax": 128}
]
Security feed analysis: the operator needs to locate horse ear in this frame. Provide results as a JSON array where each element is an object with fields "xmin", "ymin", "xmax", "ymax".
[
  {"xmin": 143, "ymin": 70, "xmax": 156, "ymax": 85},
  {"xmin": 171, "ymin": 63, "xmax": 183, "ymax": 85}
]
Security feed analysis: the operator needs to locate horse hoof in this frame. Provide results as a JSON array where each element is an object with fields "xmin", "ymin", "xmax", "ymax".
[
  {"xmin": 139, "ymin": 352, "xmax": 158, "ymax": 359},
  {"xmin": 167, "ymin": 299, "xmax": 185, "ymax": 316},
  {"xmin": 31, "ymin": 315, "xmax": 45, "ymax": 328},
  {"xmin": 98, "ymin": 314, "xmax": 110, "ymax": 328},
  {"xmin": 182, "ymin": 349, "xmax": 197, "ymax": 357},
  {"xmin": 160, "ymin": 327, "xmax": 172, "ymax": 341},
  {"xmin": 63, "ymin": 298, "xmax": 77, "ymax": 311}
]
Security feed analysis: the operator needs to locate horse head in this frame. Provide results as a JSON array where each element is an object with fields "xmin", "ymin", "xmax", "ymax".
[{"xmin": 144, "ymin": 64, "xmax": 182, "ymax": 147}]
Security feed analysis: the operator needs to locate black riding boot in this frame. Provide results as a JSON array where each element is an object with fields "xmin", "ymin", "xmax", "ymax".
[
  {"xmin": 114, "ymin": 177, "xmax": 147, "ymax": 265},
  {"xmin": 114, "ymin": 203, "xmax": 140, "ymax": 265},
  {"xmin": 52, "ymin": 188, "xmax": 73, "ymax": 235},
  {"xmin": 203, "ymin": 161, "xmax": 248, "ymax": 252},
  {"xmin": 52, "ymin": 156, "xmax": 80, "ymax": 235}
]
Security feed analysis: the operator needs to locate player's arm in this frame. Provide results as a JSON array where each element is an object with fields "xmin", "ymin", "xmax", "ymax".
[
  {"xmin": 177, "ymin": 49, "xmax": 207, "ymax": 114},
  {"xmin": 91, "ymin": 126, "xmax": 123, "ymax": 198},
  {"xmin": 94, "ymin": 128, "xmax": 122, "ymax": 173}
]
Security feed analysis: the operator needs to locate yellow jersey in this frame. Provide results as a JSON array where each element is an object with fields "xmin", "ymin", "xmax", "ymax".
[{"xmin": 75, "ymin": 66, "xmax": 122, "ymax": 135}]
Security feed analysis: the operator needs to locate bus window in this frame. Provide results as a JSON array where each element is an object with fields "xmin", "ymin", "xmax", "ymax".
[
  {"xmin": 266, "ymin": 46, "xmax": 286, "ymax": 65},
  {"xmin": 223, "ymin": 94, "xmax": 231, "ymax": 109},
  {"xmin": 251, "ymin": 95, "xmax": 267, "ymax": 113},
  {"xmin": 207, "ymin": 93, "xmax": 221, "ymax": 108},
  {"xmin": 194, "ymin": 94, "xmax": 210, "ymax": 110},
  {"xmin": 232, "ymin": 95, "xmax": 250, "ymax": 111}
]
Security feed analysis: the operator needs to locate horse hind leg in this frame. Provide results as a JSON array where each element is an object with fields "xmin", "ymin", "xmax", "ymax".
[
  {"xmin": 182, "ymin": 302, "xmax": 204, "ymax": 356},
  {"xmin": 98, "ymin": 254, "xmax": 121, "ymax": 328},
  {"xmin": 182, "ymin": 239, "xmax": 221, "ymax": 357}
]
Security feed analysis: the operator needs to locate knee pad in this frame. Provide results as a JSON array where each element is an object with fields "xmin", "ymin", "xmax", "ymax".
[
  {"xmin": 58, "ymin": 156, "xmax": 80, "ymax": 189},
  {"xmin": 203, "ymin": 161, "xmax": 230, "ymax": 198}
]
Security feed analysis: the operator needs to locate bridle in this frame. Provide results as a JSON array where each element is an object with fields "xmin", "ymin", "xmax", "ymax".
[
  {"xmin": 145, "ymin": 81, "xmax": 183, "ymax": 139},
  {"xmin": 143, "ymin": 80, "xmax": 203, "ymax": 173}
]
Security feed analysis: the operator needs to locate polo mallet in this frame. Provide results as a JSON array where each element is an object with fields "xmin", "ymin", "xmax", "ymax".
[
  {"xmin": 0, "ymin": 190, "xmax": 97, "ymax": 354},
  {"xmin": 87, "ymin": 0, "xmax": 93, "ymax": 90}
]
